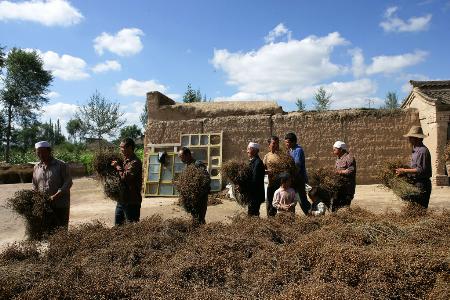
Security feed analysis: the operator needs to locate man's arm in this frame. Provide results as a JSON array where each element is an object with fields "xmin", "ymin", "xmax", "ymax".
[{"xmin": 51, "ymin": 162, "xmax": 73, "ymax": 201}]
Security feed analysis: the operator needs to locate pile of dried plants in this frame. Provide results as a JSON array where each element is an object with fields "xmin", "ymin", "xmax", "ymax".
[
  {"xmin": 309, "ymin": 167, "xmax": 349, "ymax": 194},
  {"xmin": 1, "ymin": 208, "xmax": 448, "ymax": 299},
  {"xmin": 221, "ymin": 160, "xmax": 252, "ymax": 206},
  {"xmin": 377, "ymin": 160, "xmax": 421, "ymax": 200},
  {"xmin": 93, "ymin": 151, "xmax": 124, "ymax": 201},
  {"xmin": 175, "ymin": 164, "xmax": 210, "ymax": 214}
]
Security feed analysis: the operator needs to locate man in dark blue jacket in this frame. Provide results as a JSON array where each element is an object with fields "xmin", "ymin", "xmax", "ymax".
[{"xmin": 246, "ymin": 142, "xmax": 265, "ymax": 216}]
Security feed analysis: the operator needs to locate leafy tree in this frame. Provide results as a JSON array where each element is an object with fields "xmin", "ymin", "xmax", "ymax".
[
  {"xmin": 313, "ymin": 87, "xmax": 332, "ymax": 111},
  {"xmin": 119, "ymin": 125, "xmax": 142, "ymax": 141},
  {"xmin": 182, "ymin": 83, "xmax": 202, "ymax": 103},
  {"xmin": 0, "ymin": 48, "xmax": 53, "ymax": 162},
  {"xmin": 384, "ymin": 91, "xmax": 399, "ymax": 110},
  {"xmin": 295, "ymin": 98, "xmax": 306, "ymax": 111},
  {"xmin": 76, "ymin": 91, "xmax": 125, "ymax": 143},
  {"xmin": 66, "ymin": 118, "xmax": 84, "ymax": 143},
  {"xmin": 139, "ymin": 103, "xmax": 148, "ymax": 130}
]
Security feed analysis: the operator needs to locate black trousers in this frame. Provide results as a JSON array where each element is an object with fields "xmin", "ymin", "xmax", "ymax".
[
  {"xmin": 192, "ymin": 194, "xmax": 208, "ymax": 225},
  {"xmin": 266, "ymin": 182, "xmax": 280, "ymax": 217},
  {"xmin": 115, "ymin": 202, "xmax": 141, "ymax": 226},
  {"xmin": 248, "ymin": 197, "xmax": 263, "ymax": 216},
  {"xmin": 49, "ymin": 206, "xmax": 70, "ymax": 232},
  {"xmin": 294, "ymin": 176, "xmax": 311, "ymax": 215},
  {"xmin": 410, "ymin": 179, "xmax": 432, "ymax": 208}
]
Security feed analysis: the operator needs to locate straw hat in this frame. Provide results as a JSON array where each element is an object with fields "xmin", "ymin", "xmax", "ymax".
[{"xmin": 403, "ymin": 126, "xmax": 427, "ymax": 139}]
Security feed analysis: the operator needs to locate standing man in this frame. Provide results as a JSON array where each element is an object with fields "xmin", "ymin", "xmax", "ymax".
[
  {"xmin": 284, "ymin": 132, "xmax": 310, "ymax": 215},
  {"xmin": 33, "ymin": 141, "xmax": 72, "ymax": 231},
  {"xmin": 263, "ymin": 136, "xmax": 286, "ymax": 217},
  {"xmin": 178, "ymin": 147, "xmax": 211, "ymax": 224},
  {"xmin": 246, "ymin": 142, "xmax": 265, "ymax": 216},
  {"xmin": 333, "ymin": 141, "xmax": 356, "ymax": 211},
  {"xmin": 396, "ymin": 126, "xmax": 432, "ymax": 208},
  {"xmin": 111, "ymin": 138, "xmax": 143, "ymax": 225}
]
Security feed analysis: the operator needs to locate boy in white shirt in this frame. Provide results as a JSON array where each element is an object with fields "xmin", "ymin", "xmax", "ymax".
[{"xmin": 272, "ymin": 173, "xmax": 299, "ymax": 214}]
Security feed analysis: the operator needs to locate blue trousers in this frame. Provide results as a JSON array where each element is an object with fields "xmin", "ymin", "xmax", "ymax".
[{"xmin": 115, "ymin": 202, "xmax": 141, "ymax": 226}]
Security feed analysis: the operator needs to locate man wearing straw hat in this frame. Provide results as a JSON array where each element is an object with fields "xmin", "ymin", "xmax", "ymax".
[
  {"xmin": 246, "ymin": 142, "xmax": 265, "ymax": 216},
  {"xmin": 33, "ymin": 141, "xmax": 73, "ymax": 231},
  {"xmin": 396, "ymin": 126, "xmax": 432, "ymax": 208}
]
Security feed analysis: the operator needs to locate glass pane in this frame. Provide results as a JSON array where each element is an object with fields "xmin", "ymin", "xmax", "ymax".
[
  {"xmin": 181, "ymin": 135, "xmax": 189, "ymax": 146},
  {"xmin": 149, "ymin": 172, "xmax": 160, "ymax": 181},
  {"xmin": 210, "ymin": 135, "xmax": 220, "ymax": 145},
  {"xmin": 192, "ymin": 148, "xmax": 207, "ymax": 162},
  {"xmin": 149, "ymin": 164, "xmax": 160, "ymax": 173},
  {"xmin": 210, "ymin": 168, "xmax": 219, "ymax": 176},
  {"xmin": 210, "ymin": 147, "xmax": 220, "ymax": 156},
  {"xmin": 211, "ymin": 158, "xmax": 219, "ymax": 166},
  {"xmin": 146, "ymin": 183, "xmax": 158, "ymax": 194},
  {"xmin": 211, "ymin": 179, "xmax": 221, "ymax": 191},
  {"xmin": 200, "ymin": 135, "xmax": 209, "ymax": 145},
  {"xmin": 159, "ymin": 184, "xmax": 173, "ymax": 195},
  {"xmin": 149, "ymin": 155, "xmax": 159, "ymax": 164},
  {"xmin": 191, "ymin": 135, "xmax": 199, "ymax": 145},
  {"xmin": 161, "ymin": 166, "xmax": 173, "ymax": 181}
]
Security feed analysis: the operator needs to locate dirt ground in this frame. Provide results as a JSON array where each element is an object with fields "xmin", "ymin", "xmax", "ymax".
[{"xmin": 1, "ymin": 177, "xmax": 449, "ymax": 249}]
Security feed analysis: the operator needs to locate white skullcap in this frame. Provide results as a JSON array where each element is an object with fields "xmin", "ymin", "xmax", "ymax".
[
  {"xmin": 248, "ymin": 142, "xmax": 260, "ymax": 150},
  {"xmin": 35, "ymin": 141, "xmax": 51, "ymax": 149},
  {"xmin": 333, "ymin": 141, "xmax": 347, "ymax": 150}
]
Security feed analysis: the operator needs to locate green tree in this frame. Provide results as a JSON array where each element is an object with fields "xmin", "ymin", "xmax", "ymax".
[
  {"xmin": 384, "ymin": 91, "xmax": 399, "ymax": 110},
  {"xmin": 313, "ymin": 87, "xmax": 332, "ymax": 111},
  {"xmin": 0, "ymin": 48, "xmax": 53, "ymax": 162},
  {"xmin": 182, "ymin": 83, "xmax": 202, "ymax": 103},
  {"xmin": 139, "ymin": 103, "xmax": 148, "ymax": 130},
  {"xmin": 66, "ymin": 118, "xmax": 84, "ymax": 143},
  {"xmin": 119, "ymin": 125, "xmax": 142, "ymax": 141},
  {"xmin": 295, "ymin": 98, "xmax": 306, "ymax": 111},
  {"xmin": 76, "ymin": 91, "xmax": 125, "ymax": 143}
]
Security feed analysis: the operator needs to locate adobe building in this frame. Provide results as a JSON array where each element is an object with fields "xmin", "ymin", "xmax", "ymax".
[
  {"xmin": 402, "ymin": 80, "xmax": 450, "ymax": 186},
  {"xmin": 143, "ymin": 91, "xmax": 431, "ymax": 197}
]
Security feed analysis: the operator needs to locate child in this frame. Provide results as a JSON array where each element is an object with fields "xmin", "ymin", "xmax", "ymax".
[
  {"xmin": 307, "ymin": 186, "xmax": 330, "ymax": 216},
  {"xmin": 272, "ymin": 173, "xmax": 299, "ymax": 214}
]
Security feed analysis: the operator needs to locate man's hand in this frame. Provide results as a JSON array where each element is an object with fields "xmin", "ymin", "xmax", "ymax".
[
  {"xmin": 111, "ymin": 160, "xmax": 121, "ymax": 171},
  {"xmin": 395, "ymin": 168, "xmax": 404, "ymax": 176},
  {"xmin": 50, "ymin": 192, "xmax": 61, "ymax": 201}
]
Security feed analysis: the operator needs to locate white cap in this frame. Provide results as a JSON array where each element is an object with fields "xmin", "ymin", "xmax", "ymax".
[
  {"xmin": 333, "ymin": 141, "xmax": 347, "ymax": 150},
  {"xmin": 248, "ymin": 142, "xmax": 260, "ymax": 150},
  {"xmin": 35, "ymin": 141, "xmax": 51, "ymax": 149}
]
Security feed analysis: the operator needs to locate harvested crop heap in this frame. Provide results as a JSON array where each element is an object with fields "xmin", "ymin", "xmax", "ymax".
[
  {"xmin": 221, "ymin": 160, "xmax": 252, "ymax": 206},
  {"xmin": 176, "ymin": 164, "xmax": 210, "ymax": 214},
  {"xmin": 93, "ymin": 151, "xmax": 123, "ymax": 201},
  {"xmin": 6, "ymin": 190, "xmax": 55, "ymax": 240},
  {"xmin": 1, "ymin": 208, "xmax": 448, "ymax": 299},
  {"xmin": 268, "ymin": 152, "xmax": 296, "ymax": 176},
  {"xmin": 309, "ymin": 167, "xmax": 349, "ymax": 194},
  {"xmin": 377, "ymin": 160, "xmax": 421, "ymax": 200}
]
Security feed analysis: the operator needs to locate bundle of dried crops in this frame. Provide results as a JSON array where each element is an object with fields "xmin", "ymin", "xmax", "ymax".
[
  {"xmin": 92, "ymin": 151, "xmax": 124, "ymax": 201},
  {"xmin": 377, "ymin": 161, "xmax": 421, "ymax": 200},
  {"xmin": 268, "ymin": 153, "xmax": 296, "ymax": 176},
  {"xmin": 175, "ymin": 164, "xmax": 210, "ymax": 214},
  {"xmin": 6, "ymin": 190, "xmax": 55, "ymax": 240},
  {"xmin": 309, "ymin": 167, "xmax": 349, "ymax": 194},
  {"xmin": 221, "ymin": 160, "xmax": 252, "ymax": 206}
]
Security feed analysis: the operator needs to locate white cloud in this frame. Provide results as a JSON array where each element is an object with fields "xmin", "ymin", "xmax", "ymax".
[
  {"xmin": 380, "ymin": 6, "xmax": 432, "ymax": 32},
  {"xmin": 212, "ymin": 31, "xmax": 348, "ymax": 95},
  {"xmin": 117, "ymin": 78, "xmax": 167, "ymax": 97},
  {"xmin": 321, "ymin": 79, "xmax": 379, "ymax": 109},
  {"xmin": 264, "ymin": 23, "xmax": 291, "ymax": 43},
  {"xmin": 366, "ymin": 50, "xmax": 428, "ymax": 75},
  {"xmin": 36, "ymin": 50, "xmax": 89, "ymax": 80},
  {"xmin": 47, "ymin": 91, "xmax": 60, "ymax": 99},
  {"xmin": 41, "ymin": 102, "xmax": 79, "ymax": 136},
  {"xmin": 121, "ymin": 101, "xmax": 145, "ymax": 128},
  {"xmin": 92, "ymin": 60, "xmax": 121, "ymax": 73},
  {"xmin": 0, "ymin": 0, "xmax": 83, "ymax": 26},
  {"xmin": 349, "ymin": 48, "xmax": 365, "ymax": 78},
  {"xmin": 94, "ymin": 28, "xmax": 144, "ymax": 56}
]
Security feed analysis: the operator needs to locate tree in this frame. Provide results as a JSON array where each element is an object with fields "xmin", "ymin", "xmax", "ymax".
[
  {"xmin": 182, "ymin": 83, "xmax": 202, "ymax": 103},
  {"xmin": 66, "ymin": 118, "xmax": 84, "ymax": 143},
  {"xmin": 0, "ymin": 48, "xmax": 53, "ymax": 162},
  {"xmin": 139, "ymin": 103, "xmax": 148, "ymax": 130},
  {"xmin": 295, "ymin": 98, "xmax": 306, "ymax": 111},
  {"xmin": 384, "ymin": 91, "xmax": 399, "ymax": 110},
  {"xmin": 119, "ymin": 125, "xmax": 142, "ymax": 141},
  {"xmin": 313, "ymin": 87, "xmax": 332, "ymax": 111},
  {"xmin": 76, "ymin": 91, "xmax": 125, "ymax": 143}
]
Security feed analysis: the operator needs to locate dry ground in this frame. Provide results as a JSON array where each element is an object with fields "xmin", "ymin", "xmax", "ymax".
[{"xmin": 1, "ymin": 177, "xmax": 449, "ymax": 249}]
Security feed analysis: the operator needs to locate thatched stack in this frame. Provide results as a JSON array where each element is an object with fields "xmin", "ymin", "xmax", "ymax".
[
  {"xmin": 6, "ymin": 190, "xmax": 55, "ymax": 240},
  {"xmin": 309, "ymin": 167, "xmax": 349, "ymax": 195},
  {"xmin": 221, "ymin": 160, "xmax": 252, "ymax": 206},
  {"xmin": 377, "ymin": 161, "xmax": 421, "ymax": 201},
  {"xmin": 93, "ymin": 151, "xmax": 124, "ymax": 201},
  {"xmin": 268, "ymin": 153, "xmax": 296, "ymax": 177},
  {"xmin": 175, "ymin": 164, "xmax": 210, "ymax": 214}
]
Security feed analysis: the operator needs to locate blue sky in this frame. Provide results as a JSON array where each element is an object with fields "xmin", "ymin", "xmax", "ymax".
[{"xmin": 1, "ymin": 0, "xmax": 449, "ymax": 135}]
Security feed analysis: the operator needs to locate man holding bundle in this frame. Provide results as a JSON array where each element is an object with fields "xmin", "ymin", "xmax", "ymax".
[
  {"xmin": 33, "ymin": 141, "xmax": 73, "ymax": 231},
  {"xmin": 333, "ymin": 141, "xmax": 356, "ymax": 211},
  {"xmin": 111, "ymin": 138, "xmax": 143, "ymax": 225},
  {"xmin": 395, "ymin": 126, "xmax": 432, "ymax": 208},
  {"xmin": 246, "ymin": 142, "xmax": 265, "ymax": 216}
]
